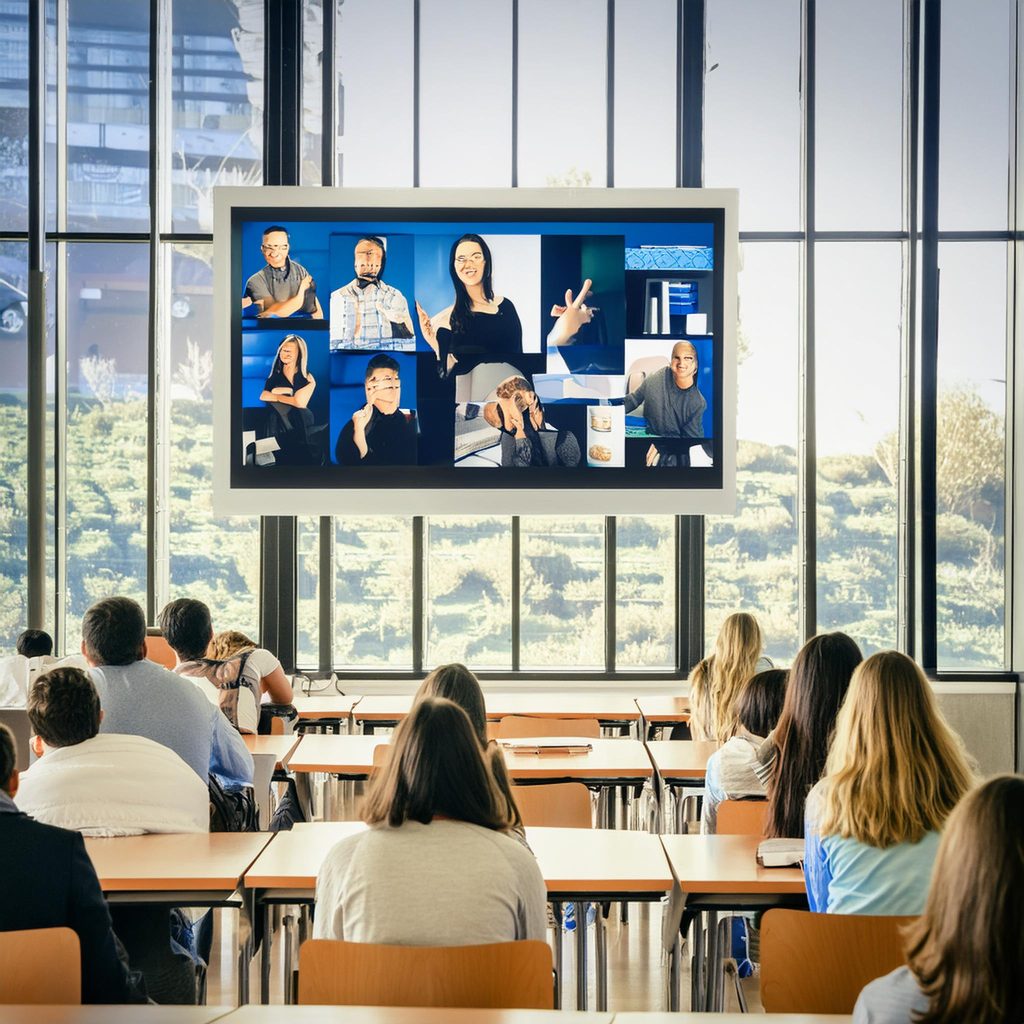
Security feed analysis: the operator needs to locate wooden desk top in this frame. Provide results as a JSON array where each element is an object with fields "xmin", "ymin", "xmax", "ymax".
[
  {"xmin": 352, "ymin": 692, "xmax": 643, "ymax": 722},
  {"xmin": 616, "ymin": 1015, "xmax": 850, "ymax": 1023},
  {"xmin": 502, "ymin": 738, "xmax": 652, "ymax": 781},
  {"xmin": 0, "ymin": 1010, "xmax": 234, "ymax": 1024},
  {"xmin": 85, "ymin": 832, "xmax": 272, "ymax": 892},
  {"xmin": 634, "ymin": 695, "xmax": 691, "ymax": 722},
  {"xmin": 659, "ymin": 833, "xmax": 806, "ymax": 895},
  {"xmin": 287, "ymin": 733, "xmax": 385, "ymax": 773},
  {"xmin": 290, "ymin": 691, "xmax": 361, "ymax": 719},
  {"xmin": 243, "ymin": 733, "xmax": 300, "ymax": 767},
  {"xmin": 245, "ymin": 821, "xmax": 366, "ymax": 888},
  {"xmin": 220, "ymin": 1007, "xmax": 611, "ymax": 1023},
  {"xmin": 644, "ymin": 740, "xmax": 718, "ymax": 779}
]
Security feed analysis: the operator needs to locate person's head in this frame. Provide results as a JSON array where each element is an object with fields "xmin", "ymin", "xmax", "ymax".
[
  {"xmin": 670, "ymin": 341, "xmax": 698, "ymax": 390},
  {"xmin": 448, "ymin": 233, "xmax": 494, "ymax": 333},
  {"xmin": 691, "ymin": 612, "xmax": 763, "ymax": 743},
  {"xmin": 207, "ymin": 630, "xmax": 256, "ymax": 661},
  {"xmin": 354, "ymin": 235, "xmax": 386, "ymax": 282},
  {"xmin": 818, "ymin": 651, "xmax": 974, "ymax": 847},
  {"xmin": 765, "ymin": 630, "xmax": 862, "ymax": 838},
  {"xmin": 16, "ymin": 628, "xmax": 53, "ymax": 658},
  {"xmin": 80, "ymin": 596, "xmax": 147, "ymax": 667},
  {"xmin": 735, "ymin": 668, "xmax": 788, "ymax": 739},
  {"xmin": 903, "ymin": 775, "xmax": 1024, "ymax": 1024},
  {"xmin": 27, "ymin": 667, "xmax": 102, "ymax": 753},
  {"xmin": 273, "ymin": 334, "xmax": 309, "ymax": 379},
  {"xmin": 158, "ymin": 598, "xmax": 213, "ymax": 662},
  {"xmin": 0, "ymin": 723, "xmax": 18, "ymax": 798},
  {"xmin": 364, "ymin": 354, "xmax": 401, "ymax": 415},
  {"xmin": 261, "ymin": 225, "xmax": 290, "ymax": 269},
  {"xmin": 362, "ymin": 696, "xmax": 511, "ymax": 831}
]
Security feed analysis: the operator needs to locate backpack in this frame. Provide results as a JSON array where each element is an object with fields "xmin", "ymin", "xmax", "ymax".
[{"xmin": 177, "ymin": 651, "xmax": 261, "ymax": 733}]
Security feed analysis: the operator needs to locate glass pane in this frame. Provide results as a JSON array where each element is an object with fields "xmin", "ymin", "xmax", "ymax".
[
  {"xmin": 419, "ymin": 0, "xmax": 512, "ymax": 187},
  {"xmin": 297, "ymin": 516, "xmax": 319, "ymax": 666},
  {"xmin": 815, "ymin": 0, "xmax": 903, "ymax": 231},
  {"xmin": 334, "ymin": 516, "xmax": 413, "ymax": 667},
  {"xmin": 425, "ymin": 516, "xmax": 512, "ymax": 669},
  {"xmin": 517, "ymin": 0, "xmax": 606, "ymax": 187},
  {"xmin": 613, "ymin": 0, "xmax": 676, "ymax": 187},
  {"xmin": 815, "ymin": 243, "xmax": 900, "ymax": 653},
  {"xmin": 64, "ymin": 242, "xmax": 149, "ymax": 648},
  {"xmin": 616, "ymin": 515, "xmax": 675, "ymax": 669},
  {"xmin": 171, "ymin": 0, "xmax": 263, "ymax": 232},
  {"xmin": 706, "ymin": 242, "xmax": 800, "ymax": 662},
  {"xmin": 301, "ymin": 0, "xmax": 323, "ymax": 187},
  {"xmin": 520, "ymin": 516, "xmax": 604, "ymax": 670},
  {"xmin": 0, "ymin": 1, "xmax": 29, "ymax": 231},
  {"xmin": 939, "ymin": 0, "xmax": 1011, "ymax": 230},
  {"xmin": 66, "ymin": 0, "xmax": 150, "ymax": 231},
  {"xmin": 335, "ymin": 0, "xmax": 413, "ymax": 187},
  {"xmin": 0, "ymin": 243, "xmax": 27, "ymax": 652},
  {"xmin": 705, "ymin": 0, "xmax": 801, "ymax": 231},
  {"xmin": 165, "ymin": 243, "xmax": 259, "ymax": 637},
  {"xmin": 935, "ymin": 242, "xmax": 1006, "ymax": 667}
]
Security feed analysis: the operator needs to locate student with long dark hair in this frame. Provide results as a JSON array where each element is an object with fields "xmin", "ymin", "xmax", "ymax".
[
  {"xmin": 313, "ymin": 697, "xmax": 546, "ymax": 945},
  {"xmin": 757, "ymin": 631, "xmax": 862, "ymax": 839},
  {"xmin": 854, "ymin": 774, "xmax": 1023, "ymax": 1024}
]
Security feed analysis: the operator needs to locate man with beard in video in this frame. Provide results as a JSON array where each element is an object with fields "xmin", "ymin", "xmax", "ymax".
[
  {"xmin": 242, "ymin": 225, "xmax": 323, "ymax": 318},
  {"xmin": 329, "ymin": 236, "xmax": 415, "ymax": 350},
  {"xmin": 335, "ymin": 354, "xmax": 418, "ymax": 465}
]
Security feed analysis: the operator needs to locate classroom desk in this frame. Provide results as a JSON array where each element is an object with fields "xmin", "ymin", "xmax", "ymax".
[
  {"xmin": 221, "ymin": 1009, "xmax": 612, "ymax": 1023},
  {"xmin": 659, "ymin": 833, "xmax": 806, "ymax": 1011},
  {"xmin": 244, "ymin": 733, "xmax": 301, "ymax": 768},
  {"xmin": 634, "ymin": 696, "xmax": 691, "ymax": 733},
  {"xmin": 85, "ymin": 832, "xmax": 273, "ymax": 1005},
  {"xmin": 290, "ymin": 692, "xmax": 361, "ymax": 729},
  {"xmin": 0, "ymin": 1011, "xmax": 235, "ymax": 1024},
  {"xmin": 244, "ymin": 824, "xmax": 674, "ymax": 1013},
  {"xmin": 616, "ymin": 1016, "xmax": 850, "ymax": 1023},
  {"xmin": 643, "ymin": 740, "xmax": 718, "ymax": 781}
]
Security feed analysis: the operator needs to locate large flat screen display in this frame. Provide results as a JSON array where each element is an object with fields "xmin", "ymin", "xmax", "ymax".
[{"xmin": 213, "ymin": 188, "xmax": 737, "ymax": 514}]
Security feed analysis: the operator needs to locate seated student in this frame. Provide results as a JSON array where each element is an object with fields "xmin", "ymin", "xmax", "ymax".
[
  {"xmin": 0, "ymin": 723, "xmax": 146, "ymax": 1004},
  {"xmin": 854, "ymin": 774, "xmax": 1024, "ymax": 1024},
  {"xmin": 16, "ymin": 667, "xmax": 208, "ymax": 836},
  {"xmin": 17, "ymin": 628, "xmax": 53, "ymax": 658},
  {"xmin": 314, "ymin": 697, "xmax": 547, "ymax": 945},
  {"xmin": 700, "ymin": 668, "xmax": 788, "ymax": 834},
  {"xmin": 414, "ymin": 662, "xmax": 526, "ymax": 843},
  {"xmin": 757, "ymin": 631, "xmax": 863, "ymax": 839},
  {"xmin": 80, "ymin": 596, "xmax": 253, "ymax": 799},
  {"xmin": 158, "ymin": 598, "xmax": 293, "ymax": 735},
  {"xmin": 804, "ymin": 651, "xmax": 975, "ymax": 915},
  {"xmin": 208, "ymin": 629, "xmax": 257, "ymax": 660}
]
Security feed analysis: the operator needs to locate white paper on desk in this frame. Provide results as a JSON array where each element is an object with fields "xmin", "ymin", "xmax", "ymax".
[
  {"xmin": 255, "ymin": 436, "xmax": 280, "ymax": 455},
  {"xmin": 689, "ymin": 444, "xmax": 713, "ymax": 468}
]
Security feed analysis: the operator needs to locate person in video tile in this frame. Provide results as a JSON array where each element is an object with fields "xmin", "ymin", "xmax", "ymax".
[
  {"xmin": 482, "ymin": 374, "xmax": 580, "ymax": 468},
  {"xmin": 329, "ymin": 235, "xmax": 415, "ymax": 350},
  {"xmin": 243, "ymin": 225, "xmax": 323, "ymax": 319},
  {"xmin": 335, "ymin": 354, "xmax": 418, "ymax": 465},
  {"xmin": 260, "ymin": 334, "xmax": 321, "ymax": 463},
  {"xmin": 623, "ymin": 340, "xmax": 706, "ymax": 467}
]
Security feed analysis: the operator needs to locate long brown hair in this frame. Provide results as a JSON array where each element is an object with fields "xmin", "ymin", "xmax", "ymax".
[
  {"xmin": 765, "ymin": 631, "xmax": 862, "ymax": 838},
  {"xmin": 362, "ymin": 696, "xmax": 512, "ymax": 831},
  {"xmin": 903, "ymin": 775, "xmax": 1024, "ymax": 1024},
  {"xmin": 817, "ymin": 652, "xmax": 974, "ymax": 846},
  {"xmin": 414, "ymin": 663, "xmax": 523, "ymax": 830}
]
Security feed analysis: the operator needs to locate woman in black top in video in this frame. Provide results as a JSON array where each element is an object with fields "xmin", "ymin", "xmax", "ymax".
[{"xmin": 259, "ymin": 334, "xmax": 321, "ymax": 463}]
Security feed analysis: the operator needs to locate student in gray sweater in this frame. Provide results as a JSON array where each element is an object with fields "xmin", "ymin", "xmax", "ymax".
[{"xmin": 314, "ymin": 697, "xmax": 547, "ymax": 946}]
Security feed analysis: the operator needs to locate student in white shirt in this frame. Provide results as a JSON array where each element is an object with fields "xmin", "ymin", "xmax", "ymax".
[{"xmin": 314, "ymin": 696, "xmax": 547, "ymax": 946}]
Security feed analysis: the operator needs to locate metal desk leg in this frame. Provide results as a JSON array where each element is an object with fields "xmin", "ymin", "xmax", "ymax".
[
  {"xmin": 283, "ymin": 910, "xmax": 297, "ymax": 1004},
  {"xmin": 690, "ymin": 911, "xmax": 705, "ymax": 1011},
  {"xmin": 714, "ymin": 915, "xmax": 730, "ymax": 1010},
  {"xmin": 237, "ymin": 886, "xmax": 255, "ymax": 1005},
  {"xmin": 574, "ymin": 901, "xmax": 588, "ymax": 1010},
  {"xmin": 551, "ymin": 902, "xmax": 563, "ymax": 1009},
  {"xmin": 259, "ymin": 899, "xmax": 272, "ymax": 1004},
  {"xmin": 704, "ymin": 909, "xmax": 719, "ymax": 1011},
  {"xmin": 293, "ymin": 771, "xmax": 315, "ymax": 822},
  {"xmin": 669, "ymin": 929, "xmax": 681, "ymax": 1011},
  {"xmin": 595, "ymin": 904, "xmax": 608, "ymax": 1010}
]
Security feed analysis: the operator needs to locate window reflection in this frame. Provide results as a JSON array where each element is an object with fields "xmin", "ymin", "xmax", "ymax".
[
  {"xmin": 0, "ymin": 1, "xmax": 29, "ymax": 231},
  {"xmin": 617, "ymin": 516, "xmax": 675, "ymax": 669}
]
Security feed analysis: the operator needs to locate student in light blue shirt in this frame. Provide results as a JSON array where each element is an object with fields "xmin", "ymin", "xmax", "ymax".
[
  {"xmin": 803, "ymin": 650, "xmax": 974, "ymax": 916},
  {"xmin": 80, "ymin": 596, "xmax": 252, "ymax": 793}
]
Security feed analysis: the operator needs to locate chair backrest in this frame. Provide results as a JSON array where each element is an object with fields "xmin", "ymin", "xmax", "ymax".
[
  {"xmin": 144, "ymin": 633, "xmax": 177, "ymax": 670},
  {"xmin": 761, "ymin": 908, "xmax": 915, "ymax": 1014},
  {"xmin": 716, "ymin": 798, "xmax": 768, "ymax": 836},
  {"xmin": 0, "ymin": 927, "xmax": 81, "ymax": 1004},
  {"xmin": 298, "ymin": 939, "xmax": 554, "ymax": 1008},
  {"xmin": 496, "ymin": 716, "xmax": 601, "ymax": 739},
  {"xmin": 371, "ymin": 743, "xmax": 391, "ymax": 768},
  {"xmin": 513, "ymin": 782, "xmax": 593, "ymax": 828},
  {"xmin": 0, "ymin": 707, "xmax": 31, "ymax": 771}
]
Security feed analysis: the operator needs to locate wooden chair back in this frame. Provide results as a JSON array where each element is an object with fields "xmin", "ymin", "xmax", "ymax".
[
  {"xmin": 496, "ymin": 716, "xmax": 601, "ymax": 739},
  {"xmin": 298, "ymin": 939, "xmax": 554, "ymax": 1008},
  {"xmin": 144, "ymin": 633, "xmax": 176, "ymax": 670},
  {"xmin": 371, "ymin": 743, "xmax": 391, "ymax": 768},
  {"xmin": 716, "ymin": 798, "xmax": 768, "ymax": 836},
  {"xmin": 761, "ymin": 908, "xmax": 915, "ymax": 1014},
  {"xmin": 0, "ymin": 927, "xmax": 81, "ymax": 1004},
  {"xmin": 513, "ymin": 782, "xmax": 593, "ymax": 828}
]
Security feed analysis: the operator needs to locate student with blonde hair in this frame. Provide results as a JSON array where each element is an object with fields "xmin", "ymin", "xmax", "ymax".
[
  {"xmin": 314, "ymin": 697, "xmax": 546, "ymax": 945},
  {"xmin": 854, "ymin": 774, "xmax": 1024, "ymax": 1023},
  {"xmin": 804, "ymin": 650, "xmax": 975, "ymax": 915},
  {"xmin": 688, "ymin": 611, "xmax": 764, "ymax": 743}
]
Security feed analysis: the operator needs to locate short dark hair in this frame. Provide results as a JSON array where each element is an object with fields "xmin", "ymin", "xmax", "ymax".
[
  {"xmin": 81, "ymin": 596, "xmax": 147, "ymax": 667},
  {"xmin": 16, "ymin": 628, "xmax": 53, "ymax": 658},
  {"xmin": 158, "ymin": 598, "xmax": 213, "ymax": 661},
  {"xmin": 735, "ymin": 668, "xmax": 788, "ymax": 738},
  {"xmin": 365, "ymin": 354, "xmax": 400, "ymax": 380},
  {"xmin": 28, "ymin": 667, "xmax": 102, "ymax": 748},
  {"xmin": 262, "ymin": 225, "xmax": 289, "ymax": 239},
  {"xmin": 362, "ymin": 697, "xmax": 510, "ymax": 831},
  {"xmin": 0, "ymin": 724, "xmax": 16, "ymax": 788}
]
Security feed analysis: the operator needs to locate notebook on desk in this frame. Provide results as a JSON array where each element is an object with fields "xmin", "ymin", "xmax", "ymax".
[
  {"xmin": 756, "ymin": 838, "xmax": 804, "ymax": 868},
  {"xmin": 500, "ymin": 740, "xmax": 593, "ymax": 756}
]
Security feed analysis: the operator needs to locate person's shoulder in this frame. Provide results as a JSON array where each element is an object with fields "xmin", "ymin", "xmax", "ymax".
[
  {"xmin": 1, "ymin": 806, "xmax": 81, "ymax": 849},
  {"xmin": 854, "ymin": 966, "xmax": 927, "ymax": 1024},
  {"xmin": 288, "ymin": 258, "xmax": 310, "ymax": 276}
]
